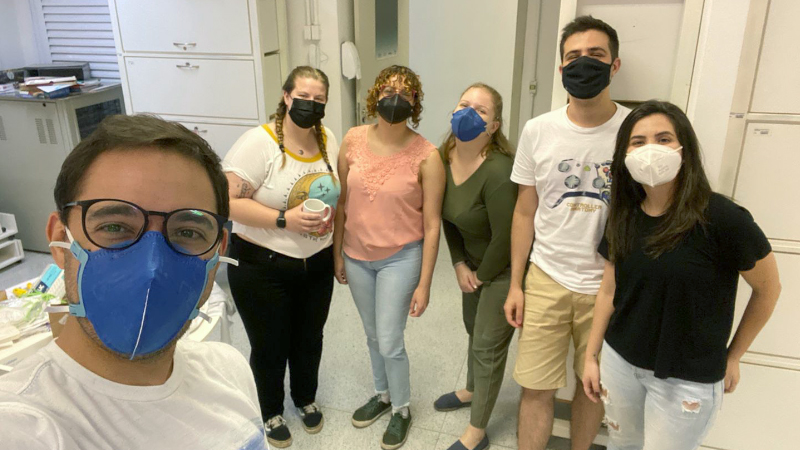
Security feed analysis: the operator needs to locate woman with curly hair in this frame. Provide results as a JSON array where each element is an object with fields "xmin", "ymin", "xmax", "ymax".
[
  {"xmin": 223, "ymin": 66, "xmax": 339, "ymax": 448},
  {"xmin": 332, "ymin": 65, "xmax": 445, "ymax": 449}
]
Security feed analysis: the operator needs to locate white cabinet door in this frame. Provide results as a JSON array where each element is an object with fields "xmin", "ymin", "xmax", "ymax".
[
  {"xmin": 261, "ymin": 53, "xmax": 283, "ymax": 118},
  {"xmin": 179, "ymin": 122, "xmax": 252, "ymax": 159},
  {"xmin": 702, "ymin": 363, "xmax": 800, "ymax": 450},
  {"xmin": 733, "ymin": 122, "xmax": 800, "ymax": 242},
  {"xmin": 125, "ymin": 57, "xmax": 259, "ymax": 120},
  {"xmin": 115, "ymin": 0, "xmax": 252, "ymax": 55},
  {"xmin": 732, "ymin": 251, "xmax": 800, "ymax": 360},
  {"xmin": 751, "ymin": 0, "xmax": 800, "ymax": 114},
  {"xmin": 0, "ymin": 101, "xmax": 70, "ymax": 252},
  {"xmin": 257, "ymin": 0, "xmax": 280, "ymax": 54}
]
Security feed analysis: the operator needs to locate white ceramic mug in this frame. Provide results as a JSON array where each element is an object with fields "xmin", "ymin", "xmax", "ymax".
[{"xmin": 302, "ymin": 198, "xmax": 332, "ymax": 221}]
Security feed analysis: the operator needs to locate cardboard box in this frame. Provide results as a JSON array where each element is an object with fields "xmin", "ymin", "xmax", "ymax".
[{"xmin": 48, "ymin": 311, "xmax": 68, "ymax": 338}]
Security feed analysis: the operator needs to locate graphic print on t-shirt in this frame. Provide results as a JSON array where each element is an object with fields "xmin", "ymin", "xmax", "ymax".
[
  {"xmin": 285, "ymin": 169, "xmax": 340, "ymax": 239},
  {"xmin": 545, "ymin": 158, "xmax": 612, "ymax": 210}
]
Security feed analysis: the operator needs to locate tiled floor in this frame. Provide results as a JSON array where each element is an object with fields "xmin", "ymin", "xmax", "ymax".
[{"xmin": 2, "ymin": 245, "xmax": 601, "ymax": 450}]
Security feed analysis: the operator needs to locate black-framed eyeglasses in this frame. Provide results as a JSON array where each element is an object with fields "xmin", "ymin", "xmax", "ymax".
[{"xmin": 63, "ymin": 199, "xmax": 228, "ymax": 256}]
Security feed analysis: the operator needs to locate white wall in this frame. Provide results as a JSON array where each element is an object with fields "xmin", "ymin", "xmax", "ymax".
[
  {"xmin": 0, "ymin": 0, "xmax": 43, "ymax": 68},
  {"xmin": 283, "ymin": 0, "xmax": 355, "ymax": 142},
  {"xmin": 685, "ymin": 0, "xmax": 750, "ymax": 190},
  {"xmin": 408, "ymin": 0, "xmax": 521, "ymax": 146}
]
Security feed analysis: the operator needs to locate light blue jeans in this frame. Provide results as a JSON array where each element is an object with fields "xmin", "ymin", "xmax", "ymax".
[
  {"xmin": 600, "ymin": 341, "xmax": 723, "ymax": 450},
  {"xmin": 344, "ymin": 241, "xmax": 422, "ymax": 410}
]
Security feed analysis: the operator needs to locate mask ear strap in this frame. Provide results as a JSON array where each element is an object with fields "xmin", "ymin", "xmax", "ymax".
[
  {"xmin": 48, "ymin": 227, "xmax": 76, "ymax": 250},
  {"xmin": 49, "ymin": 241, "xmax": 70, "ymax": 250},
  {"xmin": 189, "ymin": 309, "xmax": 211, "ymax": 323},
  {"xmin": 219, "ymin": 256, "xmax": 239, "ymax": 266}
]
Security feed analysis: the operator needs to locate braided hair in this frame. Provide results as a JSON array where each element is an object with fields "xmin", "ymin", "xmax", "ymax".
[{"xmin": 270, "ymin": 66, "xmax": 335, "ymax": 182}]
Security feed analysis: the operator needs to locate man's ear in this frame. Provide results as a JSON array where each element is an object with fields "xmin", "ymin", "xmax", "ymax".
[
  {"xmin": 219, "ymin": 228, "xmax": 229, "ymax": 257},
  {"xmin": 46, "ymin": 212, "xmax": 68, "ymax": 269},
  {"xmin": 610, "ymin": 57, "xmax": 621, "ymax": 78}
]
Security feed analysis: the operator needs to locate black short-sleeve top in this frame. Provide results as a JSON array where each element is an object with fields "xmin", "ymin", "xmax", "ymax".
[{"xmin": 598, "ymin": 193, "xmax": 771, "ymax": 383}]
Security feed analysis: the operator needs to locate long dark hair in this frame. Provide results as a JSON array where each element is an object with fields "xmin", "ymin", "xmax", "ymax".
[
  {"xmin": 440, "ymin": 83, "xmax": 514, "ymax": 163},
  {"xmin": 270, "ymin": 66, "xmax": 334, "ymax": 178},
  {"xmin": 606, "ymin": 100, "xmax": 712, "ymax": 261}
]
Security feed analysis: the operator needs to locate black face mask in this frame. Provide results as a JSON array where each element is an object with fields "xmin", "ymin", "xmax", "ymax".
[
  {"xmin": 561, "ymin": 56, "xmax": 612, "ymax": 100},
  {"xmin": 288, "ymin": 98, "xmax": 326, "ymax": 129},
  {"xmin": 377, "ymin": 95, "xmax": 413, "ymax": 124}
]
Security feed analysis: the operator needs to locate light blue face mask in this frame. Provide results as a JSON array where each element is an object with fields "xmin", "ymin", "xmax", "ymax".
[
  {"xmin": 451, "ymin": 107, "xmax": 488, "ymax": 142},
  {"xmin": 50, "ymin": 230, "xmax": 236, "ymax": 359}
]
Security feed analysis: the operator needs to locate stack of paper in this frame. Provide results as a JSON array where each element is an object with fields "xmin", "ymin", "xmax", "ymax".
[{"xmin": 17, "ymin": 76, "xmax": 102, "ymax": 99}]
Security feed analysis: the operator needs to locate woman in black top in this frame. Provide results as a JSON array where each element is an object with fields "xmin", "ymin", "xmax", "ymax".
[{"xmin": 581, "ymin": 101, "xmax": 781, "ymax": 450}]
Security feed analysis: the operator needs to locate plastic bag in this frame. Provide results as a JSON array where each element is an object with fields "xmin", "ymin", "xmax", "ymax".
[{"xmin": 0, "ymin": 292, "xmax": 54, "ymax": 334}]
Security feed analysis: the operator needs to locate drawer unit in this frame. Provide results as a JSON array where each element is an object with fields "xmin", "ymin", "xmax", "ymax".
[
  {"xmin": 732, "ymin": 250, "xmax": 800, "ymax": 360},
  {"xmin": 179, "ymin": 122, "xmax": 252, "ymax": 159},
  {"xmin": 125, "ymin": 57, "xmax": 259, "ymax": 120},
  {"xmin": 733, "ymin": 122, "xmax": 800, "ymax": 242},
  {"xmin": 703, "ymin": 362, "xmax": 800, "ymax": 450},
  {"xmin": 115, "ymin": 0, "xmax": 253, "ymax": 55}
]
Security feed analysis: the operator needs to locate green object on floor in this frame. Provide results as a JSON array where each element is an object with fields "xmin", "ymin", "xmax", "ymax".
[
  {"xmin": 351, "ymin": 395, "xmax": 391, "ymax": 428},
  {"xmin": 381, "ymin": 411, "xmax": 412, "ymax": 450}
]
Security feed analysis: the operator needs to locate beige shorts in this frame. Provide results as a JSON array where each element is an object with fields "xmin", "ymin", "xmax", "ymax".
[{"xmin": 512, "ymin": 263, "xmax": 596, "ymax": 390}]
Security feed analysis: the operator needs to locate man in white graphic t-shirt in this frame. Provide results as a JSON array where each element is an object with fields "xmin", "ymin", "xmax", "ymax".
[
  {"xmin": 504, "ymin": 16, "xmax": 631, "ymax": 450},
  {"xmin": 0, "ymin": 115, "xmax": 267, "ymax": 450}
]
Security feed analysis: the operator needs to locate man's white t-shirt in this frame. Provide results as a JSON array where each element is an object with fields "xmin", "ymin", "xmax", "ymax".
[
  {"xmin": 511, "ymin": 103, "xmax": 630, "ymax": 294},
  {"xmin": 223, "ymin": 125, "xmax": 341, "ymax": 259},
  {"xmin": 0, "ymin": 340, "xmax": 267, "ymax": 450}
]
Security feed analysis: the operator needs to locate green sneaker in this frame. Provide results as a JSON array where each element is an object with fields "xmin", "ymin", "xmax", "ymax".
[
  {"xmin": 381, "ymin": 411, "xmax": 412, "ymax": 450},
  {"xmin": 351, "ymin": 395, "xmax": 391, "ymax": 428}
]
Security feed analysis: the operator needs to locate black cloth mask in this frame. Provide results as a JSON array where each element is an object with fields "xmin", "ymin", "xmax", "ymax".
[
  {"xmin": 288, "ymin": 98, "xmax": 326, "ymax": 129},
  {"xmin": 377, "ymin": 95, "xmax": 413, "ymax": 124},
  {"xmin": 561, "ymin": 56, "xmax": 612, "ymax": 100}
]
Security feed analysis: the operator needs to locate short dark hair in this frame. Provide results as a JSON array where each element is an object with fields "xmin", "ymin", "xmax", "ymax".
[
  {"xmin": 560, "ymin": 15, "xmax": 619, "ymax": 61},
  {"xmin": 54, "ymin": 114, "xmax": 229, "ymax": 222}
]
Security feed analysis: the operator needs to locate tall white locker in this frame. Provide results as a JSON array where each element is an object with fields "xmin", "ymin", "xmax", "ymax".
[
  {"xmin": 108, "ymin": 0, "xmax": 287, "ymax": 158},
  {"xmin": 705, "ymin": 0, "xmax": 800, "ymax": 448}
]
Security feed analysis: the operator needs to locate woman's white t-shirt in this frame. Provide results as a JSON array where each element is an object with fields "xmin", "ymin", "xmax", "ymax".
[{"xmin": 223, "ymin": 124, "xmax": 340, "ymax": 259}]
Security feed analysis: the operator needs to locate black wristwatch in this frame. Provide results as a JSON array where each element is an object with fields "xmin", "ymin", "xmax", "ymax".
[{"xmin": 276, "ymin": 210, "xmax": 287, "ymax": 229}]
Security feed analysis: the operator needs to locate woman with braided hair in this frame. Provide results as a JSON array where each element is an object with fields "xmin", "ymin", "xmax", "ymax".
[{"xmin": 223, "ymin": 66, "xmax": 340, "ymax": 448}]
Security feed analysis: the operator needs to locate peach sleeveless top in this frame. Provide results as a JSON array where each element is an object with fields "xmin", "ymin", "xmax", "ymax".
[{"xmin": 343, "ymin": 125, "xmax": 436, "ymax": 261}]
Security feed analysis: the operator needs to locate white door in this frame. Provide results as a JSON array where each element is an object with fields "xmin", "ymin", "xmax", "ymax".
[
  {"xmin": 516, "ymin": 0, "xmax": 560, "ymax": 137},
  {"xmin": 353, "ymin": 0, "xmax": 409, "ymax": 125},
  {"xmin": 548, "ymin": 0, "xmax": 704, "ymax": 110}
]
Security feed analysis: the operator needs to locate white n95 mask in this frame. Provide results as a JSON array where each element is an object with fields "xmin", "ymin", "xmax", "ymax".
[{"xmin": 624, "ymin": 144, "xmax": 683, "ymax": 187}]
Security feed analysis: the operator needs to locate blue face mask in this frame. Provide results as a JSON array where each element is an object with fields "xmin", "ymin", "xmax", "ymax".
[
  {"xmin": 451, "ymin": 107, "xmax": 487, "ymax": 142},
  {"xmin": 51, "ymin": 231, "xmax": 225, "ymax": 359}
]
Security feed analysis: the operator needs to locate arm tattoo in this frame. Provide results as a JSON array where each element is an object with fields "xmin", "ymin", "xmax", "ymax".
[{"xmin": 239, "ymin": 182, "xmax": 252, "ymax": 198}]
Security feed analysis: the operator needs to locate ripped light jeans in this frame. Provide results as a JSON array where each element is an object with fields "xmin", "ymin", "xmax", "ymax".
[{"xmin": 600, "ymin": 341, "xmax": 723, "ymax": 450}]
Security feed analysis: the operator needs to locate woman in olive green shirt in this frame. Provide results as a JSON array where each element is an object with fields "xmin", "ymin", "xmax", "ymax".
[{"xmin": 434, "ymin": 83, "xmax": 518, "ymax": 450}]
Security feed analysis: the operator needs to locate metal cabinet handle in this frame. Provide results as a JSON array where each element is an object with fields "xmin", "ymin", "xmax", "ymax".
[
  {"xmin": 173, "ymin": 42, "xmax": 197, "ymax": 48},
  {"xmin": 176, "ymin": 63, "xmax": 200, "ymax": 69},
  {"xmin": 192, "ymin": 127, "xmax": 208, "ymax": 134}
]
